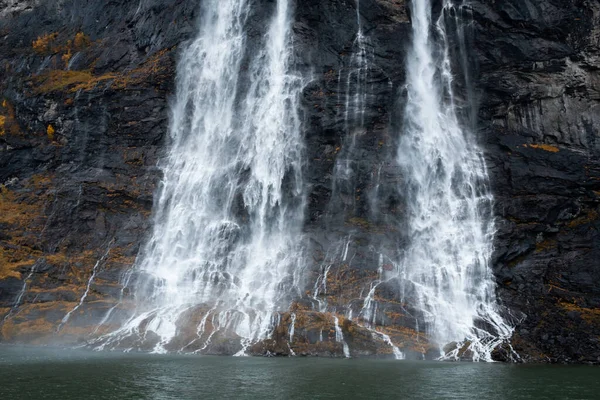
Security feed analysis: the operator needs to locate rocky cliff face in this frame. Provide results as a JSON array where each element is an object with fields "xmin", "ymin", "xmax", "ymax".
[
  {"xmin": 473, "ymin": 0, "xmax": 600, "ymax": 363},
  {"xmin": 0, "ymin": 0, "xmax": 598, "ymax": 363}
]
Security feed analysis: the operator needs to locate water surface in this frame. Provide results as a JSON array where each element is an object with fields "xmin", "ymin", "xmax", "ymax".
[{"xmin": 0, "ymin": 346, "xmax": 597, "ymax": 399}]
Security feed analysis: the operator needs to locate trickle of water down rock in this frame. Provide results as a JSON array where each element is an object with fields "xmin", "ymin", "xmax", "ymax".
[{"xmin": 94, "ymin": 0, "xmax": 514, "ymax": 360}]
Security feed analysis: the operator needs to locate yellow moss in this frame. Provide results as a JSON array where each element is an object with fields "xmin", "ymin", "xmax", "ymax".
[
  {"xmin": 384, "ymin": 311, "xmax": 406, "ymax": 321},
  {"xmin": 108, "ymin": 47, "xmax": 171, "ymax": 89},
  {"xmin": 73, "ymin": 32, "xmax": 91, "ymax": 49},
  {"xmin": 107, "ymin": 247, "xmax": 135, "ymax": 266},
  {"xmin": 32, "ymin": 32, "xmax": 58, "ymax": 54},
  {"xmin": 0, "ymin": 249, "xmax": 35, "ymax": 279},
  {"xmin": 0, "ymin": 245, "xmax": 37, "ymax": 280},
  {"xmin": 33, "ymin": 47, "xmax": 172, "ymax": 94},
  {"xmin": 523, "ymin": 143, "xmax": 560, "ymax": 153},
  {"xmin": 46, "ymin": 124, "xmax": 55, "ymax": 140},
  {"xmin": 61, "ymin": 47, "xmax": 72, "ymax": 68},
  {"xmin": 567, "ymin": 210, "xmax": 599, "ymax": 228},
  {"xmin": 546, "ymin": 282, "xmax": 568, "ymax": 294},
  {"xmin": 33, "ymin": 70, "xmax": 95, "ymax": 93},
  {"xmin": 0, "ymin": 100, "xmax": 20, "ymax": 136},
  {"xmin": 39, "ymin": 32, "xmax": 91, "ymax": 69},
  {"xmin": 0, "ymin": 302, "xmax": 77, "ymax": 341},
  {"xmin": 535, "ymin": 238, "xmax": 556, "ymax": 253},
  {"xmin": 44, "ymin": 252, "xmax": 69, "ymax": 266},
  {"xmin": 0, "ymin": 184, "xmax": 48, "ymax": 279},
  {"xmin": 559, "ymin": 302, "xmax": 600, "ymax": 325},
  {"xmin": 27, "ymin": 173, "xmax": 54, "ymax": 189},
  {"xmin": 0, "ymin": 189, "xmax": 40, "ymax": 228},
  {"xmin": 45, "ymin": 250, "xmax": 95, "ymax": 284},
  {"xmin": 377, "ymin": 325, "xmax": 434, "ymax": 354}
]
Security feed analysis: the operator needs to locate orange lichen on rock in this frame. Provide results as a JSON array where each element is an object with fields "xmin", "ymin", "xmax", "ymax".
[
  {"xmin": 46, "ymin": 124, "xmax": 55, "ymax": 140},
  {"xmin": 535, "ymin": 238, "xmax": 557, "ymax": 253},
  {"xmin": 61, "ymin": 47, "xmax": 72, "ymax": 68},
  {"xmin": 73, "ymin": 32, "xmax": 91, "ymax": 50},
  {"xmin": 106, "ymin": 246, "xmax": 136, "ymax": 267},
  {"xmin": 379, "ymin": 324, "xmax": 434, "ymax": 354},
  {"xmin": 567, "ymin": 209, "xmax": 599, "ymax": 228},
  {"xmin": 32, "ymin": 32, "xmax": 59, "ymax": 54},
  {"xmin": 0, "ymin": 301, "xmax": 74, "ymax": 342},
  {"xmin": 559, "ymin": 301, "xmax": 600, "ymax": 326},
  {"xmin": 44, "ymin": 250, "xmax": 95, "ymax": 283},
  {"xmin": 0, "ymin": 177, "xmax": 52, "ymax": 279},
  {"xmin": 33, "ymin": 47, "xmax": 172, "ymax": 94},
  {"xmin": 523, "ymin": 143, "xmax": 560, "ymax": 153},
  {"xmin": 0, "ymin": 250, "xmax": 35, "ymax": 280},
  {"xmin": 0, "ymin": 186, "xmax": 43, "ymax": 227},
  {"xmin": 33, "ymin": 32, "xmax": 90, "ymax": 62},
  {"xmin": 106, "ymin": 47, "xmax": 172, "ymax": 89},
  {"xmin": 33, "ymin": 70, "xmax": 96, "ymax": 93},
  {"xmin": 0, "ymin": 100, "xmax": 21, "ymax": 136},
  {"xmin": 28, "ymin": 173, "xmax": 54, "ymax": 189}
]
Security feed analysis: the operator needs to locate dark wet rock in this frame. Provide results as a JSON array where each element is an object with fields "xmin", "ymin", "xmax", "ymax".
[{"xmin": 471, "ymin": 0, "xmax": 600, "ymax": 364}]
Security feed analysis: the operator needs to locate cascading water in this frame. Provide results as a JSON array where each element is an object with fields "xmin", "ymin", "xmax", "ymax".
[
  {"xmin": 312, "ymin": 1, "xmax": 405, "ymax": 360},
  {"xmin": 89, "ymin": 0, "xmax": 514, "ymax": 361},
  {"xmin": 97, "ymin": 0, "xmax": 305, "ymax": 354},
  {"xmin": 396, "ymin": 0, "xmax": 513, "ymax": 361},
  {"xmin": 329, "ymin": 0, "xmax": 373, "ymax": 217}
]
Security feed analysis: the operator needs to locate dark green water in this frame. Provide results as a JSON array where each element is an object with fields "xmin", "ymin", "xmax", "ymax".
[{"xmin": 0, "ymin": 346, "xmax": 598, "ymax": 399}]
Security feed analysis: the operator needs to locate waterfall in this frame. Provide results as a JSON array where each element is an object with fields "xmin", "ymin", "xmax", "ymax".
[
  {"xmin": 89, "ymin": 0, "xmax": 515, "ymax": 360},
  {"xmin": 98, "ymin": 0, "xmax": 305, "ymax": 354},
  {"xmin": 396, "ymin": 0, "xmax": 513, "ymax": 361},
  {"xmin": 343, "ymin": 0, "xmax": 371, "ymax": 135},
  {"xmin": 329, "ymin": 0, "xmax": 373, "ymax": 218},
  {"xmin": 333, "ymin": 316, "xmax": 350, "ymax": 358}
]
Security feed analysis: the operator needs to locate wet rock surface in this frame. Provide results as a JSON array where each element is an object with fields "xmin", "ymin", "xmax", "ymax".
[
  {"xmin": 472, "ymin": 0, "xmax": 600, "ymax": 364},
  {"xmin": 0, "ymin": 0, "xmax": 598, "ymax": 363}
]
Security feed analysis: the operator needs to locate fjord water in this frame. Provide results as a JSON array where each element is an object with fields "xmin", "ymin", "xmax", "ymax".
[
  {"xmin": 395, "ymin": 0, "xmax": 513, "ymax": 359},
  {"xmin": 97, "ymin": 0, "xmax": 305, "ymax": 352},
  {"xmin": 1, "ymin": 347, "xmax": 599, "ymax": 400}
]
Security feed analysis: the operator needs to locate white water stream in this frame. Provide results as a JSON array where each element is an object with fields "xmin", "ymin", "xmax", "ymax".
[
  {"xmin": 396, "ymin": 0, "xmax": 513, "ymax": 361},
  {"xmin": 98, "ymin": 0, "xmax": 305, "ymax": 353},
  {"xmin": 330, "ymin": 0, "xmax": 373, "ymax": 216}
]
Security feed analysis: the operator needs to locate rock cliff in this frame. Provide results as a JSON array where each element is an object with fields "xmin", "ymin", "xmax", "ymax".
[{"xmin": 0, "ymin": 0, "xmax": 598, "ymax": 363}]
